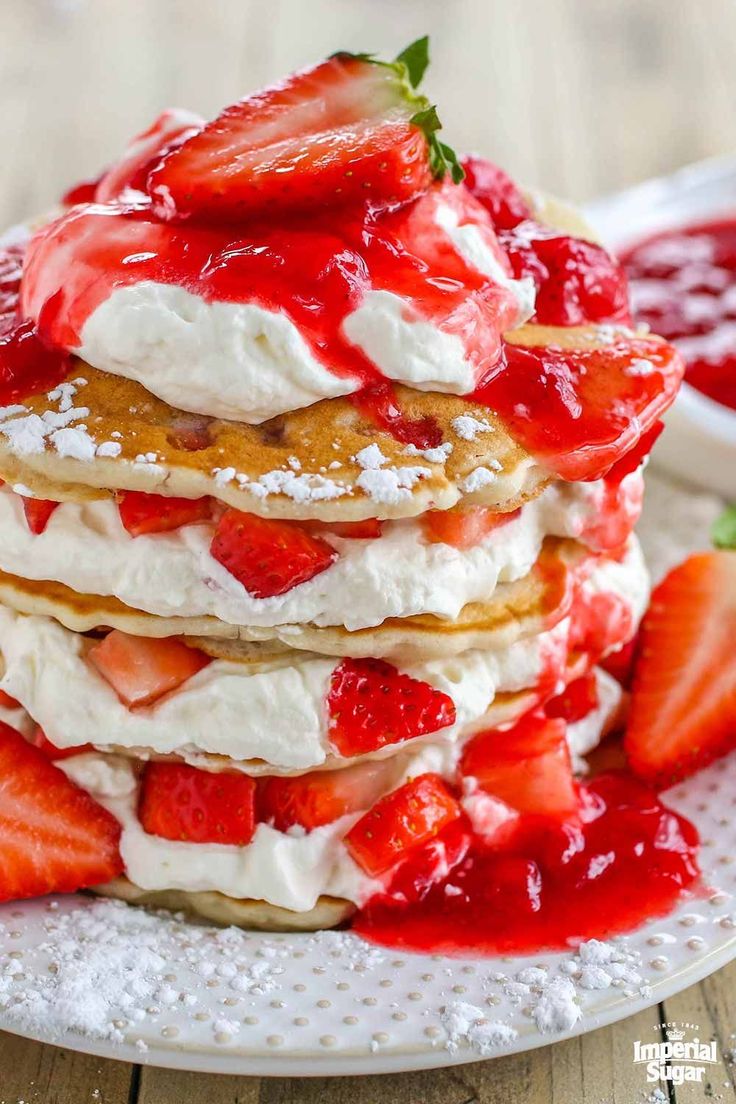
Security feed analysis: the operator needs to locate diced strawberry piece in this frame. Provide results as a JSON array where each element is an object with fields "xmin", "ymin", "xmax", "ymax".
[
  {"xmin": 211, "ymin": 509, "xmax": 337, "ymax": 598},
  {"xmin": 31, "ymin": 726, "xmax": 92, "ymax": 761},
  {"xmin": 546, "ymin": 673, "xmax": 599, "ymax": 724},
  {"xmin": 625, "ymin": 551, "xmax": 736, "ymax": 785},
  {"xmin": 139, "ymin": 761, "xmax": 256, "ymax": 845},
  {"xmin": 0, "ymin": 721, "xmax": 122, "ymax": 901},
  {"xmin": 0, "ymin": 689, "xmax": 19, "ymax": 709},
  {"xmin": 147, "ymin": 42, "xmax": 460, "ymax": 222},
  {"xmin": 20, "ymin": 496, "xmax": 59, "ymax": 535},
  {"xmin": 344, "ymin": 773, "xmax": 462, "ymax": 876},
  {"xmin": 95, "ymin": 109, "xmax": 202, "ymax": 203},
  {"xmin": 328, "ymin": 658, "xmax": 456, "ymax": 756},
  {"xmin": 306, "ymin": 519, "xmax": 383, "ymax": 540},
  {"xmin": 422, "ymin": 506, "xmax": 520, "ymax": 549},
  {"xmin": 604, "ymin": 422, "xmax": 664, "ymax": 487},
  {"xmin": 460, "ymin": 712, "xmax": 578, "ymax": 819},
  {"xmin": 117, "ymin": 491, "xmax": 212, "ymax": 537},
  {"xmin": 258, "ymin": 759, "xmax": 394, "ymax": 832},
  {"xmin": 461, "ymin": 155, "xmax": 532, "ymax": 230},
  {"xmin": 499, "ymin": 223, "xmax": 630, "ymax": 327},
  {"xmin": 88, "ymin": 631, "xmax": 210, "ymax": 708},
  {"xmin": 601, "ymin": 634, "xmax": 639, "ymax": 688},
  {"xmin": 61, "ymin": 173, "xmax": 105, "ymax": 206}
]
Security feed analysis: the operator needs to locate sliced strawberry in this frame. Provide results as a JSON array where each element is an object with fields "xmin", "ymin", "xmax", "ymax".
[
  {"xmin": 211, "ymin": 509, "xmax": 337, "ymax": 598},
  {"xmin": 0, "ymin": 689, "xmax": 19, "ymax": 710},
  {"xmin": 61, "ymin": 174, "xmax": 105, "ymax": 206},
  {"xmin": 31, "ymin": 726, "xmax": 92, "ymax": 761},
  {"xmin": 546, "ymin": 672, "xmax": 599, "ymax": 724},
  {"xmin": 20, "ymin": 495, "xmax": 60, "ymax": 535},
  {"xmin": 139, "ymin": 761, "xmax": 256, "ymax": 845},
  {"xmin": 328, "ymin": 657, "xmax": 455, "ymax": 757},
  {"xmin": 625, "ymin": 551, "xmax": 736, "ymax": 785},
  {"xmin": 0, "ymin": 721, "xmax": 122, "ymax": 901},
  {"xmin": 306, "ymin": 519, "xmax": 383, "ymax": 540},
  {"xmin": 117, "ymin": 491, "xmax": 212, "ymax": 537},
  {"xmin": 258, "ymin": 759, "xmax": 394, "ymax": 832},
  {"xmin": 460, "ymin": 712, "xmax": 578, "ymax": 819},
  {"xmin": 461, "ymin": 155, "xmax": 532, "ymax": 230},
  {"xmin": 95, "ymin": 109, "xmax": 202, "ymax": 203},
  {"xmin": 422, "ymin": 505, "xmax": 520, "ymax": 549},
  {"xmin": 88, "ymin": 631, "xmax": 210, "ymax": 708},
  {"xmin": 147, "ymin": 40, "xmax": 462, "ymax": 222},
  {"xmin": 344, "ymin": 773, "xmax": 462, "ymax": 876}
]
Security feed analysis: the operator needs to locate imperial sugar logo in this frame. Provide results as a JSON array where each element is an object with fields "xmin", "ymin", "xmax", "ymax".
[{"xmin": 633, "ymin": 1022, "xmax": 719, "ymax": 1086}]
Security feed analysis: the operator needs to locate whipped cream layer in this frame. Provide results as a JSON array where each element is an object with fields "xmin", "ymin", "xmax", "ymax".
[
  {"xmin": 21, "ymin": 184, "xmax": 533, "ymax": 423},
  {"xmin": 0, "ymin": 540, "xmax": 648, "ymax": 771},
  {"xmin": 0, "ymin": 472, "xmax": 643, "ymax": 632}
]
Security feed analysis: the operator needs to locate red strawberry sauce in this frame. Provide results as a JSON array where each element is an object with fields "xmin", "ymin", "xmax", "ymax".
[
  {"xmin": 353, "ymin": 771, "xmax": 700, "ymax": 955},
  {"xmin": 622, "ymin": 216, "xmax": 736, "ymax": 411}
]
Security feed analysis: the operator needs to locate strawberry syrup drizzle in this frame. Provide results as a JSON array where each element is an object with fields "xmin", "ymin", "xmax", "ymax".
[
  {"xmin": 353, "ymin": 771, "xmax": 700, "ymax": 955},
  {"xmin": 622, "ymin": 216, "xmax": 736, "ymax": 411}
]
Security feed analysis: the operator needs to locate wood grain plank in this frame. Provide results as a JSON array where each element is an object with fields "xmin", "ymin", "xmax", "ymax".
[
  {"xmin": 138, "ymin": 1065, "xmax": 260, "ymax": 1104},
  {"xmin": 662, "ymin": 962, "xmax": 736, "ymax": 1103},
  {"xmin": 258, "ymin": 1064, "xmax": 475, "ymax": 1104},
  {"xmin": 0, "ymin": 1031, "xmax": 133, "ymax": 1104}
]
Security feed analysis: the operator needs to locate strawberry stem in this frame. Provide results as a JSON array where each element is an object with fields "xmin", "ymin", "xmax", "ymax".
[{"xmin": 712, "ymin": 505, "xmax": 736, "ymax": 549}]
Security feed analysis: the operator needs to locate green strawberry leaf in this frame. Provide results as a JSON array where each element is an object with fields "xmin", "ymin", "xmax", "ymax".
[
  {"xmin": 713, "ymin": 505, "xmax": 736, "ymax": 549},
  {"xmin": 411, "ymin": 106, "xmax": 465, "ymax": 183},
  {"xmin": 395, "ymin": 37, "xmax": 430, "ymax": 88}
]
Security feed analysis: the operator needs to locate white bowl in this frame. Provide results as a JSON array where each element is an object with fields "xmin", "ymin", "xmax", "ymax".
[{"xmin": 584, "ymin": 155, "xmax": 736, "ymax": 499}]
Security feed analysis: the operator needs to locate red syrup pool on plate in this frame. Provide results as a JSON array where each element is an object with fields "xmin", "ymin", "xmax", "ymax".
[
  {"xmin": 621, "ymin": 216, "xmax": 736, "ymax": 412},
  {"xmin": 352, "ymin": 770, "xmax": 701, "ymax": 956}
]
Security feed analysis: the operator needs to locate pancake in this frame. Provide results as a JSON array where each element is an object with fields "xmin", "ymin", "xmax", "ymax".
[
  {"xmin": 0, "ymin": 536, "xmax": 584, "ymax": 661},
  {"xmin": 93, "ymin": 877, "xmax": 354, "ymax": 932}
]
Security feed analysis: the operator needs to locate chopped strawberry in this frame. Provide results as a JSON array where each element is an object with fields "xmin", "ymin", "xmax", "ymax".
[
  {"xmin": 499, "ymin": 223, "xmax": 630, "ymax": 327},
  {"xmin": 460, "ymin": 712, "xmax": 578, "ymax": 819},
  {"xmin": 461, "ymin": 155, "xmax": 532, "ymax": 230},
  {"xmin": 20, "ymin": 495, "xmax": 60, "ymax": 535},
  {"xmin": 88, "ymin": 631, "xmax": 210, "ymax": 708},
  {"xmin": 117, "ymin": 491, "xmax": 212, "ymax": 537},
  {"xmin": 211, "ymin": 509, "xmax": 337, "ymax": 598},
  {"xmin": 604, "ymin": 422, "xmax": 664, "ymax": 487},
  {"xmin": 625, "ymin": 551, "xmax": 736, "ymax": 785},
  {"xmin": 601, "ymin": 634, "xmax": 639, "ymax": 688},
  {"xmin": 31, "ymin": 726, "xmax": 92, "ymax": 761},
  {"xmin": 61, "ymin": 173, "xmax": 105, "ymax": 206},
  {"xmin": 546, "ymin": 672, "xmax": 599, "ymax": 724},
  {"xmin": 327, "ymin": 658, "xmax": 456, "ymax": 756},
  {"xmin": 0, "ymin": 689, "xmax": 19, "ymax": 710},
  {"xmin": 306, "ymin": 519, "xmax": 383, "ymax": 540},
  {"xmin": 344, "ymin": 773, "xmax": 462, "ymax": 876},
  {"xmin": 0, "ymin": 721, "xmax": 122, "ymax": 901},
  {"xmin": 258, "ymin": 759, "xmax": 394, "ymax": 832},
  {"xmin": 422, "ymin": 506, "xmax": 520, "ymax": 549},
  {"xmin": 147, "ymin": 39, "xmax": 462, "ymax": 223},
  {"xmin": 139, "ymin": 761, "xmax": 256, "ymax": 845}
]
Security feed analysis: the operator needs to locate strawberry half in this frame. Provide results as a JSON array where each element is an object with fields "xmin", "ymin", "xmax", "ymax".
[
  {"xmin": 88, "ymin": 631, "xmax": 210, "ymax": 708},
  {"xmin": 147, "ymin": 38, "xmax": 463, "ymax": 223},
  {"xmin": 117, "ymin": 491, "xmax": 212, "ymax": 537},
  {"xmin": 422, "ymin": 505, "xmax": 520, "ymax": 549},
  {"xmin": 327, "ymin": 657, "xmax": 456, "ymax": 756},
  {"xmin": 139, "ymin": 761, "xmax": 256, "ymax": 845},
  {"xmin": 258, "ymin": 759, "xmax": 393, "ymax": 832},
  {"xmin": 211, "ymin": 509, "xmax": 337, "ymax": 598},
  {"xmin": 625, "ymin": 551, "xmax": 736, "ymax": 785},
  {"xmin": 0, "ymin": 721, "xmax": 122, "ymax": 901},
  {"xmin": 344, "ymin": 773, "xmax": 462, "ymax": 876},
  {"xmin": 20, "ymin": 495, "xmax": 60, "ymax": 535},
  {"xmin": 460, "ymin": 712, "xmax": 578, "ymax": 819}
]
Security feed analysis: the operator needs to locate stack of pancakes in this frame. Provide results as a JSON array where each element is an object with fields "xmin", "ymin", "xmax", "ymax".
[{"xmin": 0, "ymin": 191, "xmax": 661, "ymax": 931}]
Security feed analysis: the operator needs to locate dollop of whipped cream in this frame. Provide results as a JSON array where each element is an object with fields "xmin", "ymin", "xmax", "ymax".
[
  {"xmin": 21, "ymin": 152, "xmax": 535, "ymax": 422},
  {"xmin": 0, "ymin": 472, "xmax": 643, "ymax": 635}
]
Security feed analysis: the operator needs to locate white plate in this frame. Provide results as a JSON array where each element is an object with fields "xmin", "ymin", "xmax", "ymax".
[
  {"xmin": 584, "ymin": 156, "xmax": 736, "ymax": 500},
  {"xmin": 0, "ymin": 475, "xmax": 729, "ymax": 1077}
]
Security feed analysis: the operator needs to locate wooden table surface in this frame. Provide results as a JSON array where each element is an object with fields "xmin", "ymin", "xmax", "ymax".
[{"xmin": 2, "ymin": 1, "xmax": 736, "ymax": 1100}]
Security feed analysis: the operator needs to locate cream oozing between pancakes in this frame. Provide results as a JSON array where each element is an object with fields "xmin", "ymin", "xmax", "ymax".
[
  {"xmin": 0, "ymin": 472, "xmax": 643, "ymax": 632},
  {"xmin": 0, "ymin": 540, "xmax": 649, "ymax": 771}
]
